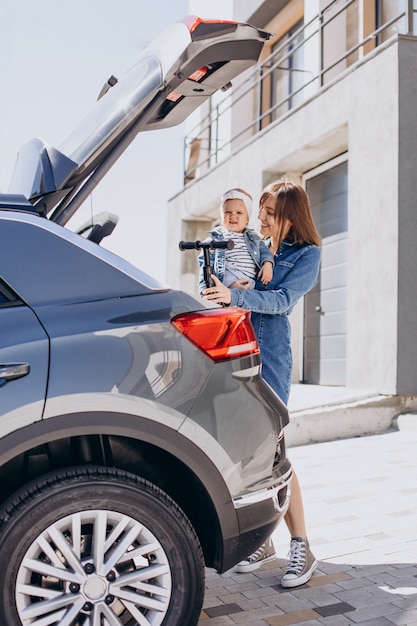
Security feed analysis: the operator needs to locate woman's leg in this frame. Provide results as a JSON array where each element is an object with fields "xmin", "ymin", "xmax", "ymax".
[
  {"xmin": 280, "ymin": 467, "xmax": 318, "ymax": 588},
  {"xmin": 284, "ymin": 469, "xmax": 306, "ymax": 537}
]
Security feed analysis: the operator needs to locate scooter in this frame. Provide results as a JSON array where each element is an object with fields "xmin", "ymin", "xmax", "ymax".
[{"xmin": 179, "ymin": 239, "xmax": 234, "ymax": 289}]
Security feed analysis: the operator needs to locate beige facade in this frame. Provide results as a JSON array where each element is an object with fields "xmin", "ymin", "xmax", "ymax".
[{"xmin": 167, "ymin": 0, "xmax": 417, "ymax": 399}]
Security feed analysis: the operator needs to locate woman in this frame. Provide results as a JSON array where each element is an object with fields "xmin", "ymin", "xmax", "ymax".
[{"xmin": 202, "ymin": 180, "xmax": 321, "ymax": 587}]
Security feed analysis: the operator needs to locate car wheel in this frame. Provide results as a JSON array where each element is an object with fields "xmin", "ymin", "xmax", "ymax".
[{"xmin": 0, "ymin": 466, "xmax": 205, "ymax": 626}]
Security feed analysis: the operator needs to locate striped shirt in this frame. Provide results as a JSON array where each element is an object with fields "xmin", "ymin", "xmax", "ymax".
[{"xmin": 220, "ymin": 227, "xmax": 257, "ymax": 285}]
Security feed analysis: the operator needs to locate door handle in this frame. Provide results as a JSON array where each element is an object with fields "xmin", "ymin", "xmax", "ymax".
[
  {"xmin": 0, "ymin": 363, "xmax": 30, "ymax": 381},
  {"xmin": 315, "ymin": 306, "xmax": 325, "ymax": 315}
]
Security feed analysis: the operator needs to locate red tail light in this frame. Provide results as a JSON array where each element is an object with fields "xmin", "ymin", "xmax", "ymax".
[
  {"xmin": 188, "ymin": 66, "xmax": 209, "ymax": 82},
  {"xmin": 166, "ymin": 66, "xmax": 209, "ymax": 102},
  {"xmin": 171, "ymin": 307, "xmax": 260, "ymax": 362},
  {"xmin": 179, "ymin": 15, "xmax": 238, "ymax": 40},
  {"xmin": 166, "ymin": 91, "xmax": 182, "ymax": 102}
]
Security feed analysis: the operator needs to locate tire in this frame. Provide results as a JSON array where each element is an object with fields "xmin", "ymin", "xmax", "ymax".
[{"xmin": 0, "ymin": 466, "xmax": 205, "ymax": 626}]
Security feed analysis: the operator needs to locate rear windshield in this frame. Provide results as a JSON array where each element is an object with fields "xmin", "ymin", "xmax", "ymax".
[{"xmin": 59, "ymin": 55, "xmax": 163, "ymax": 166}]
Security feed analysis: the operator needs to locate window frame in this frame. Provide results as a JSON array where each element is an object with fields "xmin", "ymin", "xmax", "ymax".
[{"xmin": 0, "ymin": 280, "xmax": 23, "ymax": 308}]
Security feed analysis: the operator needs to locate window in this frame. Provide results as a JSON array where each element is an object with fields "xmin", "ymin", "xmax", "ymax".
[
  {"xmin": 322, "ymin": 0, "xmax": 408, "ymax": 83},
  {"xmin": 376, "ymin": 0, "xmax": 407, "ymax": 44},
  {"xmin": 0, "ymin": 280, "xmax": 21, "ymax": 307},
  {"xmin": 260, "ymin": 19, "xmax": 306, "ymax": 127},
  {"xmin": 270, "ymin": 20, "xmax": 305, "ymax": 119}
]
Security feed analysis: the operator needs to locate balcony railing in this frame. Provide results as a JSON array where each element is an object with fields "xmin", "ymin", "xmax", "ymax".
[{"xmin": 184, "ymin": 0, "xmax": 416, "ymax": 184}]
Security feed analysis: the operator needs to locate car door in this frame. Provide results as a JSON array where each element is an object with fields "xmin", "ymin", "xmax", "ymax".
[{"xmin": 0, "ymin": 284, "xmax": 49, "ymax": 435}]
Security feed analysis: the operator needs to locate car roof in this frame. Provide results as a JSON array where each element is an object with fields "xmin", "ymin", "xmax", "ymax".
[
  {"xmin": 3, "ymin": 16, "xmax": 270, "ymax": 225},
  {"xmin": 0, "ymin": 209, "xmax": 166, "ymax": 305}
]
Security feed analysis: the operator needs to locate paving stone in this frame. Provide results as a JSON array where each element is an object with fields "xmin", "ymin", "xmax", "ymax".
[
  {"xmin": 264, "ymin": 609, "xmax": 321, "ymax": 625},
  {"xmin": 203, "ymin": 596, "xmax": 229, "ymax": 609},
  {"xmin": 391, "ymin": 597, "xmax": 417, "ymax": 610},
  {"xmin": 262, "ymin": 594, "xmax": 294, "ymax": 608},
  {"xmin": 314, "ymin": 601, "xmax": 355, "ymax": 617},
  {"xmin": 205, "ymin": 603, "xmax": 242, "ymax": 618},
  {"xmin": 341, "ymin": 602, "xmax": 406, "ymax": 622},
  {"xmin": 243, "ymin": 586, "xmax": 285, "ymax": 600},
  {"xmin": 306, "ymin": 572, "xmax": 353, "ymax": 587},
  {"xmin": 273, "ymin": 595, "xmax": 316, "ymax": 613},
  {"xmin": 319, "ymin": 616, "xmax": 353, "ymax": 625},
  {"xmin": 336, "ymin": 578, "xmax": 375, "ymax": 591},
  {"xmin": 352, "ymin": 617, "xmax": 398, "ymax": 626},
  {"xmin": 237, "ymin": 598, "xmax": 270, "ymax": 611},
  {"xmin": 219, "ymin": 593, "xmax": 253, "ymax": 604},
  {"xmin": 230, "ymin": 606, "xmax": 286, "ymax": 623},
  {"xmin": 386, "ymin": 608, "xmax": 417, "ymax": 624},
  {"xmin": 199, "ymin": 616, "xmax": 234, "ymax": 625}
]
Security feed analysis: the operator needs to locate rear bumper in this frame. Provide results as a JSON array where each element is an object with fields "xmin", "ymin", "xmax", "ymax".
[{"xmin": 219, "ymin": 462, "xmax": 292, "ymax": 572}]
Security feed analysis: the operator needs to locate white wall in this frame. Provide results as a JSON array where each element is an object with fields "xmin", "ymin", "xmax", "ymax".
[
  {"xmin": 232, "ymin": 0, "xmax": 264, "ymax": 23},
  {"xmin": 346, "ymin": 43, "xmax": 399, "ymax": 393}
]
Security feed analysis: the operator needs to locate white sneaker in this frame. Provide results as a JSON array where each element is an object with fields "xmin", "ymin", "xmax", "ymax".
[
  {"xmin": 281, "ymin": 537, "xmax": 318, "ymax": 587},
  {"xmin": 235, "ymin": 537, "xmax": 276, "ymax": 573}
]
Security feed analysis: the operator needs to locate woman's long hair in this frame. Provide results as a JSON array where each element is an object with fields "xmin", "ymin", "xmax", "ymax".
[{"xmin": 259, "ymin": 180, "xmax": 321, "ymax": 248}]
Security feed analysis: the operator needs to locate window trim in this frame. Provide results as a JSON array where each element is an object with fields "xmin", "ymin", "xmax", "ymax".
[{"xmin": 0, "ymin": 280, "xmax": 23, "ymax": 308}]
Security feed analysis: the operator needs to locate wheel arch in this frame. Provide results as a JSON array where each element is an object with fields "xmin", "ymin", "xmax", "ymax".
[{"xmin": 0, "ymin": 411, "xmax": 238, "ymax": 571}]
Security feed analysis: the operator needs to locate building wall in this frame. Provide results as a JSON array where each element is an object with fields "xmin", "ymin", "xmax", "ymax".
[
  {"xmin": 346, "ymin": 41, "xmax": 399, "ymax": 394},
  {"xmin": 167, "ymin": 36, "xmax": 416, "ymax": 396},
  {"xmin": 232, "ymin": 0, "xmax": 264, "ymax": 23}
]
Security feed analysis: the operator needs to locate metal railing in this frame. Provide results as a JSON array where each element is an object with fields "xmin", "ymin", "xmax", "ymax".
[{"xmin": 184, "ymin": 0, "xmax": 416, "ymax": 184}]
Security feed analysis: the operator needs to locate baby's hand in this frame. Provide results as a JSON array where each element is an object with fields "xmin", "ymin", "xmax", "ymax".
[
  {"xmin": 229, "ymin": 279, "xmax": 252, "ymax": 290},
  {"xmin": 258, "ymin": 262, "xmax": 273, "ymax": 285}
]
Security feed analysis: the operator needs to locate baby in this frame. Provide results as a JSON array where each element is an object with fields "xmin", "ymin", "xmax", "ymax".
[{"xmin": 198, "ymin": 188, "xmax": 273, "ymax": 293}]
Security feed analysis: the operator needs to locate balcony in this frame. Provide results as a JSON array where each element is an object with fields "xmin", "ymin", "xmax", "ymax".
[{"xmin": 183, "ymin": 0, "xmax": 417, "ymax": 185}]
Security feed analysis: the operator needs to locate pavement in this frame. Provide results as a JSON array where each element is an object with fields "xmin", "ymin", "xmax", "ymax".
[{"xmin": 198, "ymin": 388, "xmax": 417, "ymax": 626}]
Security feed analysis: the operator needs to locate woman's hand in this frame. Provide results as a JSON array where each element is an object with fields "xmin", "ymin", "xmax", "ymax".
[{"xmin": 201, "ymin": 274, "xmax": 232, "ymax": 305}]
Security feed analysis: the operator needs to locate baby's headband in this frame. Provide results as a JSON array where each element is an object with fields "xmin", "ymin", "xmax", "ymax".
[{"xmin": 221, "ymin": 189, "xmax": 252, "ymax": 218}]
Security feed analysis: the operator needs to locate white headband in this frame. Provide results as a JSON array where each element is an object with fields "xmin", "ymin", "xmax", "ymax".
[{"xmin": 221, "ymin": 189, "xmax": 252, "ymax": 219}]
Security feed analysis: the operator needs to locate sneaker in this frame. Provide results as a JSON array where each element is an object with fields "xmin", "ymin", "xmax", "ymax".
[
  {"xmin": 235, "ymin": 537, "xmax": 276, "ymax": 573},
  {"xmin": 281, "ymin": 537, "xmax": 318, "ymax": 588}
]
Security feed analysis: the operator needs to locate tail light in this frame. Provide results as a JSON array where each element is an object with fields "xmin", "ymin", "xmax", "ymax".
[
  {"xmin": 171, "ymin": 307, "xmax": 260, "ymax": 362},
  {"xmin": 166, "ymin": 66, "xmax": 210, "ymax": 102},
  {"xmin": 188, "ymin": 66, "xmax": 209, "ymax": 82},
  {"xmin": 179, "ymin": 16, "xmax": 238, "ymax": 40}
]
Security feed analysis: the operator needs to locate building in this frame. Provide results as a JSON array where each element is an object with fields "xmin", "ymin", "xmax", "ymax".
[{"xmin": 167, "ymin": 0, "xmax": 417, "ymax": 402}]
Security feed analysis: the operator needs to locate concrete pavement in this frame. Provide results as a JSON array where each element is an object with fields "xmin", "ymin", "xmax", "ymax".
[
  {"xmin": 198, "ymin": 412, "xmax": 417, "ymax": 625},
  {"xmin": 286, "ymin": 385, "xmax": 417, "ymax": 447}
]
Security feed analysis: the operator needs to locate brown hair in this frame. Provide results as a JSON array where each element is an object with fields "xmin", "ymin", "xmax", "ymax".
[{"xmin": 259, "ymin": 179, "xmax": 321, "ymax": 248}]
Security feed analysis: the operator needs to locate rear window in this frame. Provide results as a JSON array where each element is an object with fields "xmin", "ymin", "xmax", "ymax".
[{"xmin": 59, "ymin": 56, "xmax": 162, "ymax": 167}]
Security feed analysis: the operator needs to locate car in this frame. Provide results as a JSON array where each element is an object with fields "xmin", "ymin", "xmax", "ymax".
[{"xmin": 0, "ymin": 16, "xmax": 292, "ymax": 626}]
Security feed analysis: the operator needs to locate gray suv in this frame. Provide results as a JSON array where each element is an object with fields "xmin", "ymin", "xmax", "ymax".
[{"xmin": 0, "ymin": 16, "xmax": 291, "ymax": 626}]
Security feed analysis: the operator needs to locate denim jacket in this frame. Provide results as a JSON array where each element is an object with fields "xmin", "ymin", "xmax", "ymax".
[
  {"xmin": 230, "ymin": 239, "xmax": 321, "ymax": 404},
  {"xmin": 198, "ymin": 226, "xmax": 274, "ymax": 293}
]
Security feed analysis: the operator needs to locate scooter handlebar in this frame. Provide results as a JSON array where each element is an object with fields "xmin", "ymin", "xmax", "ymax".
[{"xmin": 179, "ymin": 239, "xmax": 234, "ymax": 251}]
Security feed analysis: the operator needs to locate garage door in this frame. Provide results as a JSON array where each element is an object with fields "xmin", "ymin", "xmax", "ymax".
[{"xmin": 303, "ymin": 160, "xmax": 348, "ymax": 385}]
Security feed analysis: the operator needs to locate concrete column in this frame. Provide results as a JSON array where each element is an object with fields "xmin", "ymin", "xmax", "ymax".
[{"xmin": 397, "ymin": 36, "xmax": 417, "ymax": 394}]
